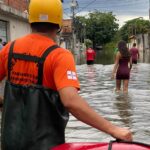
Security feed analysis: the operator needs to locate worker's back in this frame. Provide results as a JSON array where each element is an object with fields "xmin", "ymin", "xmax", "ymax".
[{"xmin": 1, "ymin": 35, "xmax": 69, "ymax": 150}]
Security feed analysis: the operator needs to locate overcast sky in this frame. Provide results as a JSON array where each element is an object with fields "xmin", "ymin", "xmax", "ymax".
[{"xmin": 63, "ymin": 0, "xmax": 149, "ymax": 27}]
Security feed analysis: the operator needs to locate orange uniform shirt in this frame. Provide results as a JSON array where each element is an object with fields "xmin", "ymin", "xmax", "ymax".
[{"xmin": 0, "ymin": 34, "xmax": 80, "ymax": 91}]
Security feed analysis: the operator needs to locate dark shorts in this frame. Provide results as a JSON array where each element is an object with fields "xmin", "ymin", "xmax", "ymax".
[
  {"xmin": 132, "ymin": 60, "xmax": 137, "ymax": 64},
  {"xmin": 87, "ymin": 60, "xmax": 94, "ymax": 65}
]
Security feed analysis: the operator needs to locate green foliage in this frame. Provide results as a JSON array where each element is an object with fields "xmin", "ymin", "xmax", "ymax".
[
  {"xmin": 74, "ymin": 16, "xmax": 87, "ymax": 43},
  {"xmin": 87, "ymin": 11, "xmax": 119, "ymax": 46},
  {"xmin": 104, "ymin": 42, "xmax": 117, "ymax": 54},
  {"xmin": 119, "ymin": 18, "xmax": 150, "ymax": 42},
  {"xmin": 103, "ymin": 32, "xmax": 121, "ymax": 53},
  {"xmin": 84, "ymin": 39, "xmax": 93, "ymax": 48},
  {"xmin": 95, "ymin": 32, "xmax": 121, "ymax": 64},
  {"xmin": 75, "ymin": 11, "xmax": 119, "ymax": 47}
]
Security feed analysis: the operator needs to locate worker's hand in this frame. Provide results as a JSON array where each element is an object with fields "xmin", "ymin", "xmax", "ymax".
[{"xmin": 111, "ymin": 127, "xmax": 133, "ymax": 141}]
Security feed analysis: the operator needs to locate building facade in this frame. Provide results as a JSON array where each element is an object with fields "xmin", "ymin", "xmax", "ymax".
[
  {"xmin": 60, "ymin": 19, "xmax": 86, "ymax": 64},
  {"xmin": 0, "ymin": 0, "xmax": 31, "ymax": 43},
  {"xmin": 60, "ymin": 19, "xmax": 73, "ymax": 50},
  {"xmin": 129, "ymin": 34, "xmax": 150, "ymax": 63}
]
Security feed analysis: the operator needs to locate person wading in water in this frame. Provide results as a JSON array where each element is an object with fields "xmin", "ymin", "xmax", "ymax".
[
  {"xmin": 130, "ymin": 43, "xmax": 140, "ymax": 64},
  {"xmin": 86, "ymin": 47, "xmax": 96, "ymax": 65},
  {"xmin": 112, "ymin": 40, "xmax": 132, "ymax": 93}
]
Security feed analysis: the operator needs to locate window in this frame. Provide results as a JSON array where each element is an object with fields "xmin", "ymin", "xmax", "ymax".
[{"xmin": 0, "ymin": 20, "xmax": 8, "ymax": 43}]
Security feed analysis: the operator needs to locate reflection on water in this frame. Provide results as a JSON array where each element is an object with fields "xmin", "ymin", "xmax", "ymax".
[
  {"xmin": 66, "ymin": 64, "xmax": 150, "ymax": 143},
  {"xmin": 95, "ymin": 49, "xmax": 150, "ymax": 65},
  {"xmin": 95, "ymin": 50, "xmax": 114, "ymax": 65},
  {"xmin": 114, "ymin": 94, "xmax": 132, "ymax": 128}
]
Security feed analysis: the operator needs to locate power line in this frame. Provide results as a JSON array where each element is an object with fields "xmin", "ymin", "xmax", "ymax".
[
  {"xmin": 79, "ymin": 1, "xmax": 145, "ymax": 8},
  {"xmin": 63, "ymin": 0, "xmax": 149, "ymax": 23},
  {"xmin": 76, "ymin": 1, "xmax": 146, "ymax": 10},
  {"xmin": 75, "ymin": 0, "xmax": 97, "ymax": 15},
  {"xmin": 64, "ymin": 11, "xmax": 71, "ymax": 18},
  {"xmin": 64, "ymin": 0, "xmax": 148, "ymax": 16}
]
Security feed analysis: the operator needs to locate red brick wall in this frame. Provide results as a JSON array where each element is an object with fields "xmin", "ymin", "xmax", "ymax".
[{"xmin": 3, "ymin": 0, "xmax": 29, "ymax": 12}]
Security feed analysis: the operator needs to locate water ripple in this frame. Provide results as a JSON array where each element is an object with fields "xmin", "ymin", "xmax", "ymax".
[{"xmin": 66, "ymin": 64, "xmax": 150, "ymax": 143}]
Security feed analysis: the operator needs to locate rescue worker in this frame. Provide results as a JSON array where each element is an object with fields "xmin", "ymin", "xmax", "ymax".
[{"xmin": 0, "ymin": 0, "xmax": 132, "ymax": 149}]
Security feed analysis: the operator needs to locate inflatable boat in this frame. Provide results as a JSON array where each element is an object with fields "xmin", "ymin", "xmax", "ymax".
[{"xmin": 53, "ymin": 140, "xmax": 150, "ymax": 150}]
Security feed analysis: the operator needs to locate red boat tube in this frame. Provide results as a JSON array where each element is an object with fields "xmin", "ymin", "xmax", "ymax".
[{"xmin": 52, "ymin": 141, "xmax": 150, "ymax": 150}]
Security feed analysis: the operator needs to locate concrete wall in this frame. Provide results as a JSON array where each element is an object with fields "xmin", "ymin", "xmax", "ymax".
[
  {"xmin": 0, "ymin": 13, "xmax": 31, "ymax": 41},
  {"xmin": 3, "ymin": 0, "xmax": 28, "ymax": 12},
  {"xmin": 136, "ymin": 34, "xmax": 150, "ymax": 63},
  {"xmin": 129, "ymin": 34, "xmax": 150, "ymax": 63},
  {"xmin": 0, "ymin": 0, "xmax": 31, "ymax": 42}
]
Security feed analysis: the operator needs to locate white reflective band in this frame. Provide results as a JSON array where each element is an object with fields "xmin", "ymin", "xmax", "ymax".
[
  {"xmin": 67, "ymin": 71, "xmax": 77, "ymax": 80},
  {"xmin": 39, "ymin": 14, "xmax": 49, "ymax": 21}
]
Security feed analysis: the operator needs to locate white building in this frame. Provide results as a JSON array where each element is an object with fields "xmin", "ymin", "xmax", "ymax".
[
  {"xmin": 0, "ymin": 0, "xmax": 31, "ymax": 43},
  {"xmin": 129, "ymin": 34, "xmax": 150, "ymax": 63}
]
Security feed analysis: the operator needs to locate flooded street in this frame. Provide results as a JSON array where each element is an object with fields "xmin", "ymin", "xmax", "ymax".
[
  {"xmin": 66, "ymin": 63, "xmax": 150, "ymax": 144},
  {"xmin": 0, "ymin": 63, "xmax": 149, "ymax": 144}
]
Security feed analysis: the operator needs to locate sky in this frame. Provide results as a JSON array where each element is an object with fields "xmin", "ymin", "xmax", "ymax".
[{"xmin": 63, "ymin": 0, "xmax": 150, "ymax": 27}]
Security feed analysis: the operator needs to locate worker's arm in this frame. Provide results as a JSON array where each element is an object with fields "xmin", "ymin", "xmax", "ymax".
[
  {"xmin": 0, "ymin": 43, "xmax": 11, "ymax": 107},
  {"xmin": 111, "ymin": 52, "xmax": 120, "ymax": 79},
  {"xmin": 59, "ymin": 87, "xmax": 132, "ymax": 141},
  {"xmin": 0, "ymin": 43, "xmax": 10, "ymax": 81}
]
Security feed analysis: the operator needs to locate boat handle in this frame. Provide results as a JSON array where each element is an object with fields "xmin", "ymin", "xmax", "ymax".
[{"xmin": 108, "ymin": 139, "xmax": 150, "ymax": 150}]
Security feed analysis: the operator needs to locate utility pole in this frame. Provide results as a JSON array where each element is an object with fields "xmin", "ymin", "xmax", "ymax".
[
  {"xmin": 149, "ymin": 0, "xmax": 150, "ymax": 62},
  {"xmin": 149, "ymin": 0, "xmax": 150, "ymax": 19},
  {"xmin": 70, "ymin": 0, "xmax": 78, "ymax": 62}
]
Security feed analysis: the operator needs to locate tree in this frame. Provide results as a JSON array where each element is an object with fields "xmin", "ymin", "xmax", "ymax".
[
  {"xmin": 120, "ymin": 18, "xmax": 150, "ymax": 62},
  {"xmin": 84, "ymin": 39, "xmax": 93, "ymax": 48},
  {"xmin": 119, "ymin": 18, "xmax": 150, "ymax": 42},
  {"xmin": 75, "ymin": 11, "xmax": 119, "ymax": 49},
  {"xmin": 74, "ymin": 16, "xmax": 87, "ymax": 43},
  {"xmin": 87, "ymin": 11, "xmax": 118, "ymax": 48}
]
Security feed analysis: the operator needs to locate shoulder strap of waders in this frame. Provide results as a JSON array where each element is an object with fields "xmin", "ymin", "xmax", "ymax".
[
  {"xmin": 38, "ymin": 45, "xmax": 59, "ymax": 85},
  {"xmin": 8, "ymin": 41, "xmax": 59, "ymax": 85},
  {"xmin": 8, "ymin": 41, "xmax": 16, "ymax": 81}
]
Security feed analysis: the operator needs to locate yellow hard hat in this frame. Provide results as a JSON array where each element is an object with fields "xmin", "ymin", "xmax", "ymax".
[{"xmin": 29, "ymin": 0, "xmax": 63, "ymax": 28}]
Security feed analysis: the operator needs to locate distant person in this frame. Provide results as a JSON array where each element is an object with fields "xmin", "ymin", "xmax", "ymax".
[
  {"xmin": 130, "ymin": 43, "xmax": 140, "ymax": 64},
  {"xmin": 114, "ymin": 47, "xmax": 118, "ymax": 55},
  {"xmin": 0, "ymin": 38, "xmax": 3, "ymax": 50},
  {"xmin": 114, "ymin": 47, "xmax": 118, "ymax": 60},
  {"xmin": 112, "ymin": 41, "xmax": 132, "ymax": 93},
  {"xmin": 86, "ymin": 47, "xmax": 96, "ymax": 65},
  {"xmin": 2, "ymin": 41, "xmax": 7, "ymax": 46}
]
